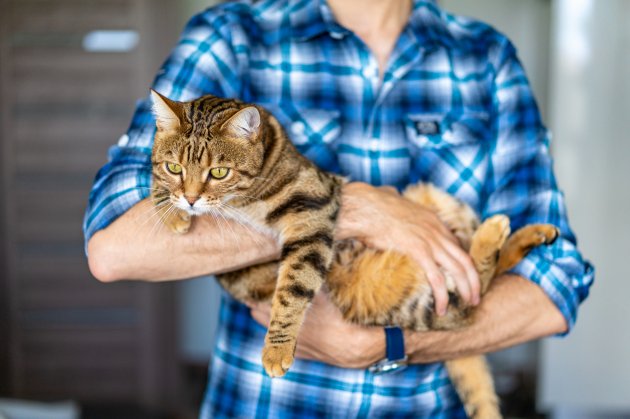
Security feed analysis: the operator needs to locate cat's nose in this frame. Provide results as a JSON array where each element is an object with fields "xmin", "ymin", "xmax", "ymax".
[{"xmin": 184, "ymin": 195, "xmax": 199, "ymax": 206}]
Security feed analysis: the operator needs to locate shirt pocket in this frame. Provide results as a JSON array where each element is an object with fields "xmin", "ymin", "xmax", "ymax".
[
  {"xmin": 404, "ymin": 111, "xmax": 491, "ymax": 150},
  {"xmin": 288, "ymin": 108, "xmax": 341, "ymax": 147},
  {"xmin": 286, "ymin": 108, "xmax": 342, "ymax": 173}
]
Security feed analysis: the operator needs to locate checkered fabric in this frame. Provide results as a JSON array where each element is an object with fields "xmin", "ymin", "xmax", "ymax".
[{"xmin": 83, "ymin": 0, "xmax": 594, "ymax": 417}]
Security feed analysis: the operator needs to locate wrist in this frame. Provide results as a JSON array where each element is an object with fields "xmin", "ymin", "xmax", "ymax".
[
  {"xmin": 369, "ymin": 327, "xmax": 409, "ymax": 374},
  {"xmin": 345, "ymin": 327, "xmax": 385, "ymax": 369},
  {"xmin": 404, "ymin": 329, "xmax": 444, "ymax": 364}
]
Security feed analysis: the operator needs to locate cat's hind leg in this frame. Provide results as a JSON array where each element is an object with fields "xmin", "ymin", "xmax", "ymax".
[
  {"xmin": 469, "ymin": 215, "xmax": 511, "ymax": 294},
  {"xmin": 496, "ymin": 224, "xmax": 560, "ymax": 275}
]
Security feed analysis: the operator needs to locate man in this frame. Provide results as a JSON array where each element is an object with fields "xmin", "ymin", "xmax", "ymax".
[{"xmin": 84, "ymin": 0, "xmax": 594, "ymax": 417}]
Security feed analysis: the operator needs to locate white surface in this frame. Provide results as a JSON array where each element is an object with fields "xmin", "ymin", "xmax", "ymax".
[
  {"xmin": 540, "ymin": 0, "xmax": 630, "ymax": 412},
  {"xmin": 0, "ymin": 399, "xmax": 79, "ymax": 419},
  {"xmin": 82, "ymin": 30, "xmax": 139, "ymax": 53}
]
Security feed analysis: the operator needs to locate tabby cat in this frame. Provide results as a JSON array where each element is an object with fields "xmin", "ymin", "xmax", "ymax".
[{"xmin": 149, "ymin": 90, "xmax": 559, "ymax": 419}]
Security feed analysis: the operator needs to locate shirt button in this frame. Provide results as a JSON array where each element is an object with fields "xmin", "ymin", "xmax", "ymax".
[
  {"xmin": 292, "ymin": 121, "xmax": 305, "ymax": 135},
  {"xmin": 362, "ymin": 66, "xmax": 377, "ymax": 79}
]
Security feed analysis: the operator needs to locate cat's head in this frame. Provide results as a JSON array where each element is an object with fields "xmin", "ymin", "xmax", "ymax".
[{"xmin": 150, "ymin": 90, "xmax": 265, "ymax": 215}]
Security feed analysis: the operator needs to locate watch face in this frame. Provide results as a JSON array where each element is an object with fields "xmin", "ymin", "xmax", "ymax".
[{"xmin": 368, "ymin": 356, "xmax": 409, "ymax": 375}]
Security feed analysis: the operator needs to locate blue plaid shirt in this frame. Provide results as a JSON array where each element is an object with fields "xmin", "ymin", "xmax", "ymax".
[{"xmin": 84, "ymin": 0, "xmax": 594, "ymax": 417}]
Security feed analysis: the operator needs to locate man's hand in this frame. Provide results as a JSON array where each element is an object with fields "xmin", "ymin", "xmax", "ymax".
[
  {"xmin": 250, "ymin": 293, "xmax": 385, "ymax": 369},
  {"xmin": 250, "ymin": 276, "xmax": 567, "ymax": 368},
  {"xmin": 336, "ymin": 182, "xmax": 479, "ymax": 315}
]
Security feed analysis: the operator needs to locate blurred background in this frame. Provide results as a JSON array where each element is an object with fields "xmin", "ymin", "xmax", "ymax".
[{"xmin": 0, "ymin": 0, "xmax": 628, "ymax": 418}]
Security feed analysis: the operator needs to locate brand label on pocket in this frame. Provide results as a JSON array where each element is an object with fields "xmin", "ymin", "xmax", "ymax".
[{"xmin": 415, "ymin": 120, "xmax": 440, "ymax": 136}]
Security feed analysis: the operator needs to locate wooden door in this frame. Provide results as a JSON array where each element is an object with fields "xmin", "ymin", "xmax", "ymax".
[{"xmin": 0, "ymin": 0, "xmax": 180, "ymax": 410}]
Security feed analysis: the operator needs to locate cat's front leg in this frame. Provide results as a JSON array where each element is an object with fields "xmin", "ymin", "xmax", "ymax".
[
  {"xmin": 151, "ymin": 191, "xmax": 192, "ymax": 234},
  {"xmin": 261, "ymin": 226, "xmax": 335, "ymax": 377},
  {"xmin": 161, "ymin": 207, "xmax": 192, "ymax": 234}
]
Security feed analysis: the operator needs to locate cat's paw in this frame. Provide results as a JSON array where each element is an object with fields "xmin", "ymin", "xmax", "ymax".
[
  {"xmin": 262, "ymin": 343, "xmax": 295, "ymax": 378},
  {"xmin": 532, "ymin": 224, "xmax": 561, "ymax": 245},
  {"xmin": 475, "ymin": 214, "xmax": 511, "ymax": 249},
  {"xmin": 164, "ymin": 209, "xmax": 192, "ymax": 234}
]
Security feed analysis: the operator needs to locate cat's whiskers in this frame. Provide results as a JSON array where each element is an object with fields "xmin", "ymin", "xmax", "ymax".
[
  {"xmin": 133, "ymin": 200, "xmax": 172, "ymax": 235},
  {"xmin": 218, "ymin": 203, "xmax": 268, "ymax": 249},
  {"xmin": 146, "ymin": 202, "xmax": 173, "ymax": 235},
  {"xmin": 148, "ymin": 202, "xmax": 178, "ymax": 239},
  {"xmin": 219, "ymin": 203, "xmax": 263, "ymax": 247},
  {"xmin": 210, "ymin": 206, "xmax": 242, "ymax": 251},
  {"xmin": 207, "ymin": 207, "xmax": 229, "ymax": 243}
]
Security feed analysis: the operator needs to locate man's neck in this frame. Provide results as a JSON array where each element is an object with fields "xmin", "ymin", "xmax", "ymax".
[
  {"xmin": 326, "ymin": 0, "xmax": 412, "ymax": 40},
  {"xmin": 326, "ymin": 0, "xmax": 413, "ymax": 79}
]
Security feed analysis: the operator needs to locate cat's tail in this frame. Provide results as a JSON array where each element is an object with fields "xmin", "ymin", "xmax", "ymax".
[{"xmin": 445, "ymin": 356, "xmax": 501, "ymax": 419}]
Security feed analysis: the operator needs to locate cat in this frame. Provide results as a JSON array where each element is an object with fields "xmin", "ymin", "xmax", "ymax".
[{"xmin": 149, "ymin": 90, "xmax": 559, "ymax": 419}]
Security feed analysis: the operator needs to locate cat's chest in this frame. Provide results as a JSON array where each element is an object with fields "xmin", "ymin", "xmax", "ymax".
[{"xmin": 223, "ymin": 200, "xmax": 277, "ymax": 238}]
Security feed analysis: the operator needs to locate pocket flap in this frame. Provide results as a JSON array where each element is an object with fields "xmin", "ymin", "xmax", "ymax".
[
  {"xmin": 405, "ymin": 111, "xmax": 490, "ymax": 149},
  {"xmin": 288, "ymin": 108, "xmax": 341, "ymax": 146}
]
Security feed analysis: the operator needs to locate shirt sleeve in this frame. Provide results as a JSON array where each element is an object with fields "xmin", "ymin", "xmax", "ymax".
[
  {"xmin": 83, "ymin": 11, "xmax": 242, "ymax": 247},
  {"xmin": 482, "ymin": 39, "xmax": 594, "ymax": 334}
]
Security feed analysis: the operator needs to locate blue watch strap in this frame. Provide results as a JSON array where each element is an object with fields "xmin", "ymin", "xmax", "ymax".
[{"xmin": 384, "ymin": 326, "xmax": 405, "ymax": 361}]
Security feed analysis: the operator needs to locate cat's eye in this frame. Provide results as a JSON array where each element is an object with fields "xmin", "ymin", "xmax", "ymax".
[
  {"xmin": 210, "ymin": 167, "xmax": 230, "ymax": 179},
  {"xmin": 166, "ymin": 162, "xmax": 182, "ymax": 174}
]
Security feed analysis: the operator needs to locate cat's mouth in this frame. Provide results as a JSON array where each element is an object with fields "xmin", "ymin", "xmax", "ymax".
[{"xmin": 172, "ymin": 195, "xmax": 222, "ymax": 216}]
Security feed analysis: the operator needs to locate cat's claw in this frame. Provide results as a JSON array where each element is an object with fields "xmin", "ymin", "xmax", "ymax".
[
  {"xmin": 535, "ymin": 225, "xmax": 560, "ymax": 245},
  {"xmin": 262, "ymin": 343, "xmax": 295, "ymax": 378}
]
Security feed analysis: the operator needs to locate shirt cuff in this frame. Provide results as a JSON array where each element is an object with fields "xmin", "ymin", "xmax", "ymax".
[{"xmin": 508, "ymin": 237, "xmax": 595, "ymax": 336}]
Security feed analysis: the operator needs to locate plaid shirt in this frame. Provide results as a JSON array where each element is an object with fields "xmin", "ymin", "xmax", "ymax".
[{"xmin": 84, "ymin": 0, "xmax": 594, "ymax": 417}]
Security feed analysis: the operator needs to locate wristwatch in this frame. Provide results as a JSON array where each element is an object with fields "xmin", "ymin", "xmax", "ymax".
[{"xmin": 368, "ymin": 326, "xmax": 408, "ymax": 375}]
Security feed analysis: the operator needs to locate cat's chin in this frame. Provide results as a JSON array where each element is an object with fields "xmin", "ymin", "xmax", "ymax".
[
  {"xmin": 188, "ymin": 207, "xmax": 211, "ymax": 216},
  {"xmin": 172, "ymin": 205, "xmax": 209, "ymax": 217}
]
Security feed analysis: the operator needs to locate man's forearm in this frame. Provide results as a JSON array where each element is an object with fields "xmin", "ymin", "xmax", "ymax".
[
  {"xmin": 405, "ymin": 274, "xmax": 568, "ymax": 363},
  {"xmin": 87, "ymin": 199, "xmax": 280, "ymax": 282}
]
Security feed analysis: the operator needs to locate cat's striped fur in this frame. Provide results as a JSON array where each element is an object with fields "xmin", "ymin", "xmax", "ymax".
[{"xmin": 149, "ymin": 91, "xmax": 559, "ymax": 419}]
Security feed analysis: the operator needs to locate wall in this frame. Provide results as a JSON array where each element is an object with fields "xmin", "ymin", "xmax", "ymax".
[
  {"xmin": 539, "ymin": 0, "xmax": 630, "ymax": 414},
  {"xmin": 441, "ymin": 0, "xmax": 551, "ymax": 119}
]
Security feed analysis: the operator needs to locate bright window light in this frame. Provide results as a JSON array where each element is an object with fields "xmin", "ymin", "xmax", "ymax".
[{"xmin": 82, "ymin": 30, "xmax": 139, "ymax": 52}]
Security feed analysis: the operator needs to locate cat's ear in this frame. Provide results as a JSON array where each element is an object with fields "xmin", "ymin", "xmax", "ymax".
[
  {"xmin": 150, "ymin": 89, "xmax": 185, "ymax": 132},
  {"xmin": 222, "ymin": 107, "xmax": 261, "ymax": 141}
]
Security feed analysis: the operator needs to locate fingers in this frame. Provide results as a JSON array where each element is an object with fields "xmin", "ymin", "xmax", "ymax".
[
  {"xmin": 435, "ymin": 239, "xmax": 480, "ymax": 306},
  {"xmin": 412, "ymin": 244, "xmax": 449, "ymax": 316},
  {"xmin": 377, "ymin": 185, "xmax": 398, "ymax": 195},
  {"xmin": 415, "ymin": 236, "xmax": 480, "ymax": 316}
]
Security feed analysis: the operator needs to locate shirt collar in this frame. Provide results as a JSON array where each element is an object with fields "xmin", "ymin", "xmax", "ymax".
[
  {"xmin": 289, "ymin": 0, "xmax": 349, "ymax": 42},
  {"xmin": 267, "ymin": 0, "xmax": 444, "ymax": 47}
]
